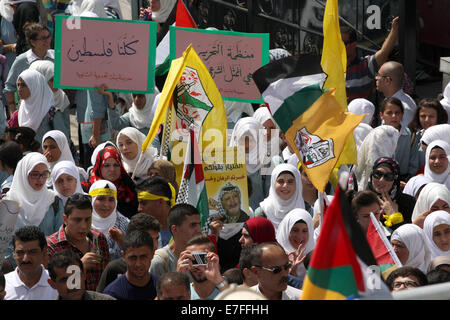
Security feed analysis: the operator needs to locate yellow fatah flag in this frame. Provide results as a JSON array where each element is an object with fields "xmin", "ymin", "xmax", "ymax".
[
  {"xmin": 142, "ymin": 44, "xmax": 227, "ymax": 160},
  {"xmin": 321, "ymin": 0, "xmax": 358, "ymax": 167},
  {"xmin": 285, "ymin": 89, "xmax": 364, "ymax": 192}
]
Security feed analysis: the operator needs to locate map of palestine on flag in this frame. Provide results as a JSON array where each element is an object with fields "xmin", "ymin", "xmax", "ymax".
[
  {"xmin": 176, "ymin": 125, "xmax": 209, "ymax": 229},
  {"xmin": 252, "ymin": 54, "xmax": 365, "ymax": 192},
  {"xmin": 301, "ymin": 183, "xmax": 391, "ymax": 300}
]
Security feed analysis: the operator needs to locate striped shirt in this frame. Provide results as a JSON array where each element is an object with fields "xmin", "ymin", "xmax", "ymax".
[{"xmin": 346, "ymin": 55, "xmax": 378, "ymax": 103}]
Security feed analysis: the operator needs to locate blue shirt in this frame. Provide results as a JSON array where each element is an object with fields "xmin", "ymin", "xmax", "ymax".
[
  {"xmin": 190, "ymin": 283, "xmax": 220, "ymax": 300},
  {"xmin": 103, "ymin": 273, "xmax": 159, "ymax": 300}
]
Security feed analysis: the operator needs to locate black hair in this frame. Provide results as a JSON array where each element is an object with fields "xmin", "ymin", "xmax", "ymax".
[
  {"xmin": 380, "ymin": 97, "xmax": 404, "ymax": 114},
  {"xmin": 13, "ymin": 225, "xmax": 46, "ymax": 250},
  {"xmin": 340, "ymin": 25, "xmax": 357, "ymax": 43},
  {"xmin": 0, "ymin": 272, "xmax": 5, "ymax": 292},
  {"xmin": 223, "ymin": 268, "xmax": 244, "ymax": 285},
  {"xmin": 350, "ymin": 190, "xmax": 380, "ymax": 217},
  {"xmin": 4, "ymin": 127, "xmax": 40, "ymax": 152},
  {"xmin": 410, "ymin": 98, "xmax": 448, "ymax": 131},
  {"xmin": 122, "ymin": 230, "xmax": 154, "ymax": 252},
  {"xmin": 239, "ymin": 244, "xmax": 257, "ymax": 271},
  {"xmin": 0, "ymin": 141, "xmax": 23, "ymax": 170},
  {"xmin": 48, "ymin": 249, "xmax": 84, "ymax": 281},
  {"xmin": 64, "ymin": 193, "xmax": 93, "ymax": 216},
  {"xmin": 136, "ymin": 176, "xmax": 173, "ymax": 206},
  {"xmin": 167, "ymin": 203, "xmax": 199, "ymax": 230},
  {"xmin": 426, "ymin": 268, "xmax": 450, "ymax": 285},
  {"xmin": 185, "ymin": 234, "xmax": 215, "ymax": 253},
  {"xmin": 127, "ymin": 212, "xmax": 161, "ymax": 233},
  {"xmin": 156, "ymin": 272, "xmax": 190, "ymax": 298}
]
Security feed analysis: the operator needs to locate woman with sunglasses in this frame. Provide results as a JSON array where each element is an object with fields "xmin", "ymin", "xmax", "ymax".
[
  {"xmin": 276, "ymin": 208, "xmax": 315, "ymax": 281},
  {"xmin": 89, "ymin": 179, "xmax": 129, "ymax": 261},
  {"xmin": 367, "ymin": 157, "xmax": 416, "ymax": 231}
]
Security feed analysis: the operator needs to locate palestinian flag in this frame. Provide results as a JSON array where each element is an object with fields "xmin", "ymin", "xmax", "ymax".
[
  {"xmin": 253, "ymin": 54, "xmax": 364, "ymax": 192},
  {"xmin": 155, "ymin": 0, "xmax": 197, "ymax": 76},
  {"xmin": 301, "ymin": 185, "xmax": 390, "ymax": 299},
  {"xmin": 176, "ymin": 126, "xmax": 209, "ymax": 229},
  {"xmin": 366, "ymin": 212, "xmax": 401, "ymax": 278}
]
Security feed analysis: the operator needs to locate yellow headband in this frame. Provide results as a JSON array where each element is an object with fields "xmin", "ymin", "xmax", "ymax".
[
  {"xmin": 89, "ymin": 188, "xmax": 117, "ymax": 199},
  {"xmin": 138, "ymin": 183, "xmax": 176, "ymax": 207}
]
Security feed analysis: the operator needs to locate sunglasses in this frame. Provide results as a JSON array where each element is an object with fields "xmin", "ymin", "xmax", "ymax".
[
  {"xmin": 255, "ymin": 262, "xmax": 292, "ymax": 274},
  {"xmin": 372, "ymin": 170, "xmax": 396, "ymax": 181}
]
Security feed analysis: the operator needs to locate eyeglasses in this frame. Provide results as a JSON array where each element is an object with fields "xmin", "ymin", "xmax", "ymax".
[
  {"xmin": 392, "ymin": 281, "xmax": 419, "ymax": 289},
  {"xmin": 255, "ymin": 262, "xmax": 292, "ymax": 274},
  {"xmin": 68, "ymin": 193, "xmax": 92, "ymax": 201},
  {"xmin": 29, "ymin": 171, "xmax": 50, "ymax": 180},
  {"xmin": 372, "ymin": 170, "xmax": 396, "ymax": 182}
]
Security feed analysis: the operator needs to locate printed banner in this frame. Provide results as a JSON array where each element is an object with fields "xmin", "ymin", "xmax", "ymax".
[
  {"xmin": 203, "ymin": 147, "xmax": 250, "ymax": 224},
  {"xmin": 54, "ymin": 16, "xmax": 157, "ymax": 93},
  {"xmin": 170, "ymin": 26, "xmax": 269, "ymax": 103}
]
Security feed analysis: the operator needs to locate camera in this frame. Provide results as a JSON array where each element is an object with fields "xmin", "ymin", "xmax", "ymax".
[{"xmin": 191, "ymin": 252, "xmax": 208, "ymax": 266}]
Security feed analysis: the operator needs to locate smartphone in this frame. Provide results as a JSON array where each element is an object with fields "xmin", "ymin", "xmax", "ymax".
[{"xmin": 191, "ymin": 252, "xmax": 208, "ymax": 266}]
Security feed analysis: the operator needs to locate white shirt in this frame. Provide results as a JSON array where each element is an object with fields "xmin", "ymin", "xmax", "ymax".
[
  {"xmin": 4, "ymin": 265, "xmax": 58, "ymax": 300},
  {"xmin": 250, "ymin": 284, "xmax": 302, "ymax": 300},
  {"xmin": 392, "ymin": 89, "xmax": 417, "ymax": 128}
]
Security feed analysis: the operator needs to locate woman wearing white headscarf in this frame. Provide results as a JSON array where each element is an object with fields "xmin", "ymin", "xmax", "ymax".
[
  {"xmin": 423, "ymin": 140, "xmax": 450, "ymax": 189},
  {"xmin": 423, "ymin": 210, "xmax": 450, "ymax": 259},
  {"xmin": 348, "ymin": 98, "xmax": 375, "ymax": 150},
  {"xmin": 30, "ymin": 60, "xmax": 71, "ymax": 140},
  {"xmin": 5, "ymin": 152, "xmax": 64, "ymax": 235},
  {"xmin": 411, "ymin": 182, "xmax": 450, "ymax": 228},
  {"xmin": 390, "ymin": 223, "xmax": 431, "ymax": 272},
  {"xmin": 51, "ymin": 160, "xmax": 86, "ymax": 205},
  {"xmin": 229, "ymin": 117, "xmax": 265, "ymax": 210},
  {"xmin": 354, "ymin": 125, "xmax": 400, "ymax": 191},
  {"xmin": 403, "ymin": 175, "xmax": 432, "ymax": 199},
  {"xmin": 89, "ymin": 179, "xmax": 129, "ymax": 260},
  {"xmin": 109, "ymin": 90, "xmax": 161, "ymax": 150},
  {"xmin": 80, "ymin": 0, "xmax": 108, "ymax": 17},
  {"xmin": 252, "ymin": 106, "xmax": 284, "ymax": 196},
  {"xmin": 17, "ymin": 68, "xmax": 55, "ymax": 144},
  {"xmin": 257, "ymin": 163, "xmax": 304, "ymax": 231},
  {"xmin": 276, "ymin": 208, "xmax": 315, "ymax": 280},
  {"xmin": 151, "ymin": 0, "xmax": 177, "ymax": 23},
  {"xmin": 116, "ymin": 127, "xmax": 157, "ymax": 184},
  {"xmin": 440, "ymin": 82, "xmax": 450, "ymax": 123},
  {"xmin": 420, "ymin": 124, "xmax": 450, "ymax": 147}
]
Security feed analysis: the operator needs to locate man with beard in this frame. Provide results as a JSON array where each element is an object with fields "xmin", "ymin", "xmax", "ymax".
[
  {"xmin": 218, "ymin": 183, "xmax": 249, "ymax": 223},
  {"xmin": 177, "ymin": 234, "xmax": 229, "ymax": 300},
  {"xmin": 249, "ymin": 242, "xmax": 302, "ymax": 300},
  {"xmin": 103, "ymin": 231, "xmax": 158, "ymax": 300},
  {"xmin": 48, "ymin": 250, "xmax": 115, "ymax": 300},
  {"xmin": 4, "ymin": 226, "xmax": 58, "ymax": 300}
]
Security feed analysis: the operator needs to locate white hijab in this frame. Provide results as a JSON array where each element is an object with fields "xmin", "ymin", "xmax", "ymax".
[
  {"xmin": 0, "ymin": 0, "xmax": 14, "ymax": 22},
  {"xmin": 259, "ymin": 163, "xmax": 304, "ymax": 231},
  {"xmin": 440, "ymin": 82, "xmax": 450, "ymax": 123},
  {"xmin": 29, "ymin": 60, "xmax": 70, "ymax": 112},
  {"xmin": 42, "ymin": 130, "xmax": 75, "ymax": 170},
  {"xmin": 424, "ymin": 140, "xmax": 450, "ymax": 188},
  {"xmin": 5, "ymin": 152, "xmax": 56, "ymax": 226},
  {"xmin": 403, "ymin": 175, "xmax": 432, "ymax": 198},
  {"xmin": 229, "ymin": 117, "xmax": 262, "ymax": 175},
  {"xmin": 89, "ymin": 179, "xmax": 118, "ymax": 236},
  {"xmin": 423, "ymin": 210, "xmax": 450, "ymax": 259},
  {"xmin": 420, "ymin": 124, "xmax": 450, "ymax": 146},
  {"xmin": 348, "ymin": 98, "xmax": 375, "ymax": 125},
  {"xmin": 411, "ymin": 182, "xmax": 450, "ymax": 222},
  {"xmin": 391, "ymin": 223, "xmax": 431, "ymax": 273},
  {"xmin": 354, "ymin": 125, "xmax": 400, "ymax": 191},
  {"xmin": 276, "ymin": 208, "xmax": 315, "ymax": 279},
  {"xmin": 128, "ymin": 90, "xmax": 160, "ymax": 130},
  {"xmin": 51, "ymin": 160, "xmax": 86, "ymax": 205},
  {"xmin": 80, "ymin": 0, "xmax": 107, "ymax": 18},
  {"xmin": 151, "ymin": 0, "xmax": 177, "ymax": 23},
  {"xmin": 17, "ymin": 69, "xmax": 55, "ymax": 132},
  {"xmin": 224, "ymin": 100, "xmax": 254, "ymax": 124},
  {"xmin": 116, "ymin": 127, "xmax": 157, "ymax": 180}
]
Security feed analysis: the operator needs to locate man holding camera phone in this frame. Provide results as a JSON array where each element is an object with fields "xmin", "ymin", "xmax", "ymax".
[{"xmin": 177, "ymin": 234, "xmax": 229, "ymax": 300}]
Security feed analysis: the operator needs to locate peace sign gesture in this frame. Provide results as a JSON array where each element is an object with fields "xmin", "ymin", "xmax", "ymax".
[
  {"xmin": 287, "ymin": 243, "xmax": 307, "ymax": 277},
  {"xmin": 379, "ymin": 191, "xmax": 398, "ymax": 215}
]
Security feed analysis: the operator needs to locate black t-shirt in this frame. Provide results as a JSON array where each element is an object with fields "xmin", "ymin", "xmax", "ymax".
[{"xmin": 103, "ymin": 273, "xmax": 159, "ymax": 300}]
